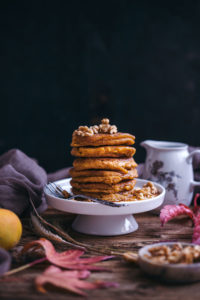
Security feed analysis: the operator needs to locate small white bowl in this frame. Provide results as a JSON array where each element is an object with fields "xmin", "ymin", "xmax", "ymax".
[{"xmin": 138, "ymin": 242, "xmax": 200, "ymax": 283}]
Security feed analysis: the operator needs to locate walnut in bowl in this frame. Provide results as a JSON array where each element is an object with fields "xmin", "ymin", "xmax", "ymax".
[{"xmin": 138, "ymin": 242, "xmax": 200, "ymax": 283}]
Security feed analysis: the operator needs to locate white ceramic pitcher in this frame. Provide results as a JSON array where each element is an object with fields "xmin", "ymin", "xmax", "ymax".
[{"xmin": 141, "ymin": 140, "xmax": 200, "ymax": 207}]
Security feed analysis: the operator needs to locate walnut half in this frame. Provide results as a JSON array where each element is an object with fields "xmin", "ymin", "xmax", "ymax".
[
  {"xmin": 98, "ymin": 119, "xmax": 118, "ymax": 134},
  {"xmin": 73, "ymin": 126, "xmax": 94, "ymax": 136}
]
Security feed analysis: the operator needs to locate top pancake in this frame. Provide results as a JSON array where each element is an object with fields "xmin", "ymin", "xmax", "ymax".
[
  {"xmin": 71, "ymin": 132, "xmax": 135, "ymax": 147},
  {"xmin": 71, "ymin": 146, "xmax": 136, "ymax": 158}
]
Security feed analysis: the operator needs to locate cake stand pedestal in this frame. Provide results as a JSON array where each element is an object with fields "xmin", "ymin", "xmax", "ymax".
[{"xmin": 72, "ymin": 214, "xmax": 138, "ymax": 236}]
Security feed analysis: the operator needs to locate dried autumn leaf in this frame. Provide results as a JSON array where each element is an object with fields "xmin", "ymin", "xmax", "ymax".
[
  {"xmin": 23, "ymin": 238, "xmax": 113, "ymax": 270},
  {"xmin": 192, "ymin": 211, "xmax": 200, "ymax": 244},
  {"xmin": 36, "ymin": 265, "xmax": 118, "ymax": 296},
  {"xmin": 160, "ymin": 195, "xmax": 200, "ymax": 245},
  {"xmin": 160, "ymin": 204, "xmax": 194, "ymax": 226}
]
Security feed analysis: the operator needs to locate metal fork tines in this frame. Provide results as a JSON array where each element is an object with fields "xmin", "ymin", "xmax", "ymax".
[
  {"xmin": 49, "ymin": 182, "xmax": 63, "ymax": 196},
  {"xmin": 46, "ymin": 183, "xmax": 63, "ymax": 198},
  {"xmin": 46, "ymin": 182, "xmax": 128, "ymax": 207}
]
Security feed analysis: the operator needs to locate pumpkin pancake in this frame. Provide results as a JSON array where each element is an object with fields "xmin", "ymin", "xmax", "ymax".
[
  {"xmin": 71, "ymin": 132, "xmax": 135, "ymax": 147},
  {"xmin": 70, "ymin": 168, "xmax": 135, "ymax": 178},
  {"xmin": 73, "ymin": 157, "xmax": 137, "ymax": 174},
  {"xmin": 70, "ymin": 168, "xmax": 138, "ymax": 184},
  {"xmin": 71, "ymin": 146, "xmax": 136, "ymax": 158},
  {"xmin": 72, "ymin": 188, "xmax": 137, "ymax": 202},
  {"xmin": 70, "ymin": 179, "xmax": 136, "ymax": 193}
]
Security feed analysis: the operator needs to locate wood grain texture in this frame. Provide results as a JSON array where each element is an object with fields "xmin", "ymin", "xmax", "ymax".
[{"xmin": 0, "ymin": 209, "xmax": 198, "ymax": 300}]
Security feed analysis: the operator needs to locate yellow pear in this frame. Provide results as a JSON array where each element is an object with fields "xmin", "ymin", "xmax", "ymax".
[{"xmin": 0, "ymin": 208, "xmax": 22, "ymax": 250}]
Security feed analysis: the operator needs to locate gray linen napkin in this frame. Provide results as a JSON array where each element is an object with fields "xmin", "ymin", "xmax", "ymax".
[
  {"xmin": 0, "ymin": 149, "xmax": 47, "ymax": 216},
  {"xmin": 0, "ymin": 248, "xmax": 11, "ymax": 276},
  {"xmin": 0, "ymin": 149, "xmax": 71, "ymax": 276},
  {"xmin": 0, "ymin": 149, "xmax": 71, "ymax": 216}
]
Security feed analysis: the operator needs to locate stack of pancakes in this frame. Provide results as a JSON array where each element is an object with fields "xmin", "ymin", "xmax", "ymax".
[{"xmin": 70, "ymin": 123, "xmax": 138, "ymax": 202}]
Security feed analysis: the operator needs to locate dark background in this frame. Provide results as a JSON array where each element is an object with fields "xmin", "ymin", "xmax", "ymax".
[{"xmin": 1, "ymin": 1, "xmax": 200, "ymax": 172}]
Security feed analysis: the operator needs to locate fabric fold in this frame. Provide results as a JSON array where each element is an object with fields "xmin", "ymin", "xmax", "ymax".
[
  {"xmin": 0, "ymin": 248, "xmax": 11, "ymax": 277},
  {"xmin": 0, "ymin": 149, "xmax": 47, "ymax": 216}
]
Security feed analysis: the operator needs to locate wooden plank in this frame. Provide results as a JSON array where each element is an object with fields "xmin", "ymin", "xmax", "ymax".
[{"xmin": 0, "ymin": 210, "xmax": 197, "ymax": 300}]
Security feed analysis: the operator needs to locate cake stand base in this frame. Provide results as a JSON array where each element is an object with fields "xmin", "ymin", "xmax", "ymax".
[{"xmin": 72, "ymin": 214, "xmax": 138, "ymax": 236}]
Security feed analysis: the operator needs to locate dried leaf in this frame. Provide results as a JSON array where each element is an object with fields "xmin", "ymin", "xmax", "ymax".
[
  {"xmin": 36, "ymin": 265, "xmax": 118, "ymax": 296},
  {"xmin": 29, "ymin": 198, "xmax": 123, "ymax": 256},
  {"xmin": 23, "ymin": 238, "xmax": 113, "ymax": 271},
  {"xmin": 192, "ymin": 210, "xmax": 200, "ymax": 244},
  {"xmin": 30, "ymin": 213, "xmax": 84, "ymax": 250},
  {"xmin": 160, "ymin": 204, "xmax": 194, "ymax": 226},
  {"xmin": 29, "ymin": 198, "xmax": 86, "ymax": 250},
  {"xmin": 160, "ymin": 196, "xmax": 200, "ymax": 245}
]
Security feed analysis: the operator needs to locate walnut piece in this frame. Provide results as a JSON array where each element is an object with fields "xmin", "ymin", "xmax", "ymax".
[
  {"xmin": 90, "ymin": 125, "xmax": 99, "ymax": 134},
  {"xmin": 131, "ymin": 182, "xmax": 159, "ymax": 200},
  {"xmin": 98, "ymin": 119, "xmax": 118, "ymax": 134},
  {"xmin": 73, "ymin": 118, "xmax": 118, "ymax": 136},
  {"xmin": 62, "ymin": 190, "xmax": 70, "ymax": 198},
  {"xmin": 145, "ymin": 244, "xmax": 200, "ymax": 265},
  {"xmin": 101, "ymin": 118, "xmax": 110, "ymax": 125},
  {"xmin": 99, "ymin": 123, "xmax": 110, "ymax": 133},
  {"xmin": 73, "ymin": 126, "xmax": 94, "ymax": 137},
  {"xmin": 110, "ymin": 125, "xmax": 118, "ymax": 134}
]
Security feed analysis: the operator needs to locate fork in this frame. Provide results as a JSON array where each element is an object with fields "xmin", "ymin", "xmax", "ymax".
[{"xmin": 46, "ymin": 182, "xmax": 128, "ymax": 207}]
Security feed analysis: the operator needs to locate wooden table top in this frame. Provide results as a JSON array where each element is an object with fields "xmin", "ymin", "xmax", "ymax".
[{"xmin": 0, "ymin": 209, "xmax": 199, "ymax": 300}]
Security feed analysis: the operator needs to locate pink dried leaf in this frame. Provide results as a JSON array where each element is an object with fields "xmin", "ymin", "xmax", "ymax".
[
  {"xmin": 192, "ymin": 212, "xmax": 200, "ymax": 244},
  {"xmin": 191, "ymin": 194, "xmax": 200, "ymax": 244},
  {"xmin": 192, "ymin": 227, "xmax": 200, "ymax": 245},
  {"xmin": 160, "ymin": 204, "xmax": 194, "ymax": 227},
  {"xmin": 23, "ymin": 238, "xmax": 113, "ymax": 271},
  {"xmin": 36, "ymin": 265, "xmax": 118, "ymax": 296},
  {"xmin": 160, "ymin": 197, "xmax": 200, "ymax": 245},
  {"xmin": 193, "ymin": 193, "xmax": 200, "ymax": 214}
]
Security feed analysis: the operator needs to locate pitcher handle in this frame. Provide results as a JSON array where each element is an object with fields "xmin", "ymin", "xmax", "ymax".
[
  {"xmin": 191, "ymin": 180, "xmax": 200, "ymax": 189},
  {"xmin": 186, "ymin": 150, "xmax": 200, "ymax": 164},
  {"xmin": 187, "ymin": 150, "xmax": 200, "ymax": 190}
]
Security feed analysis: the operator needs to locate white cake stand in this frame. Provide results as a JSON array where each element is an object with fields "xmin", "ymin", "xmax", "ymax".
[{"xmin": 44, "ymin": 178, "xmax": 165, "ymax": 236}]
